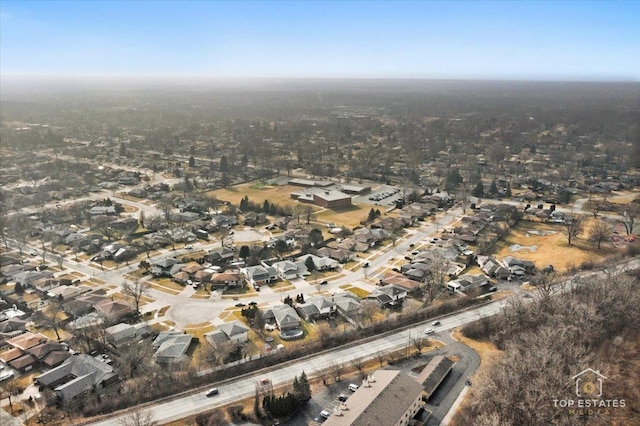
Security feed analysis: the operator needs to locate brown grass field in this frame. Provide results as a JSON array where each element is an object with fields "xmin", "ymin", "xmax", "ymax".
[{"xmin": 490, "ymin": 219, "xmax": 621, "ymax": 273}]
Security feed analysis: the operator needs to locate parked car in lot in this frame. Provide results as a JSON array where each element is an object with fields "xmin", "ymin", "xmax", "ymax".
[
  {"xmin": 348, "ymin": 383, "xmax": 359, "ymax": 391},
  {"xmin": 424, "ymin": 328, "xmax": 435, "ymax": 334},
  {"xmin": 338, "ymin": 393, "xmax": 349, "ymax": 402},
  {"xmin": 206, "ymin": 388, "xmax": 219, "ymax": 397},
  {"xmin": 320, "ymin": 410, "xmax": 331, "ymax": 419}
]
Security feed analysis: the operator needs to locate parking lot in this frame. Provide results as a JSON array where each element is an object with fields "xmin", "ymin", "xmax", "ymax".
[{"xmin": 353, "ymin": 184, "xmax": 405, "ymax": 206}]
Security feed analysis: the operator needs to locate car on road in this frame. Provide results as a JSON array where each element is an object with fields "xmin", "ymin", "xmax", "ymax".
[
  {"xmin": 424, "ymin": 328, "xmax": 435, "ymax": 334},
  {"xmin": 431, "ymin": 320, "xmax": 441, "ymax": 326},
  {"xmin": 185, "ymin": 245, "xmax": 193, "ymax": 249},
  {"xmin": 320, "ymin": 280, "xmax": 328, "ymax": 285},
  {"xmin": 205, "ymin": 388, "xmax": 219, "ymax": 397}
]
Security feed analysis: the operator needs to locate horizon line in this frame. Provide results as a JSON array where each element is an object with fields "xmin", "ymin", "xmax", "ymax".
[{"xmin": 1, "ymin": 74, "xmax": 638, "ymax": 84}]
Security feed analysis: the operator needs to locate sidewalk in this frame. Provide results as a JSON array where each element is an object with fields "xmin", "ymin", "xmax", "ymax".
[{"xmin": 0, "ymin": 403, "xmax": 24, "ymax": 426}]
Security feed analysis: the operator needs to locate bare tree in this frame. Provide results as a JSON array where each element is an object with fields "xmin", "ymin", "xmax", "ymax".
[
  {"xmin": 38, "ymin": 297, "xmax": 66, "ymax": 342},
  {"xmin": 118, "ymin": 410, "xmax": 157, "ymax": 426},
  {"xmin": 303, "ymin": 205, "xmax": 314, "ymax": 225},
  {"xmin": 123, "ymin": 279, "xmax": 151, "ymax": 315},
  {"xmin": 0, "ymin": 379, "xmax": 23, "ymax": 414},
  {"xmin": 589, "ymin": 219, "xmax": 611, "ymax": 249},
  {"xmin": 411, "ymin": 336, "xmax": 427, "ymax": 353},
  {"xmin": 360, "ymin": 300, "xmax": 381, "ymax": 324},
  {"xmin": 54, "ymin": 253, "xmax": 64, "ymax": 269},
  {"xmin": 424, "ymin": 254, "xmax": 449, "ymax": 304},
  {"xmin": 375, "ymin": 352, "xmax": 386, "ymax": 367},
  {"xmin": 350, "ymin": 358, "xmax": 366, "ymax": 379},
  {"xmin": 559, "ymin": 215, "xmax": 584, "ymax": 246},
  {"xmin": 587, "ymin": 199, "xmax": 603, "ymax": 219},
  {"xmin": 119, "ymin": 341, "xmax": 153, "ymax": 379},
  {"xmin": 329, "ymin": 362, "xmax": 344, "ymax": 382},
  {"xmin": 317, "ymin": 366, "xmax": 331, "ymax": 386}
]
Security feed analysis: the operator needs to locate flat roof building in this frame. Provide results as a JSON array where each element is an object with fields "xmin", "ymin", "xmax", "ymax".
[
  {"xmin": 313, "ymin": 190, "xmax": 352, "ymax": 209},
  {"xmin": 323, "ymin": 369, "xmax": 425, "ymax": 426}
]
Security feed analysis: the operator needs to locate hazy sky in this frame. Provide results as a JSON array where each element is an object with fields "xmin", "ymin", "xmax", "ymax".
[{"xmin": 1, "ymin": 0, "xmax": 638, "ymax": 81}]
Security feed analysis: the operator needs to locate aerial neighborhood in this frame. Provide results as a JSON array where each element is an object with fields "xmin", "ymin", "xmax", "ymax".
[{"xmin": 1, "ymin": 80, "xmax": 639, "ymax": 426}]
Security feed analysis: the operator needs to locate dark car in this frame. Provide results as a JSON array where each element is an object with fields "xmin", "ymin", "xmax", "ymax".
[
  {"xmin": 338, "ymin": 393, "xmax": 349, "ymax": 402},
  {"xmin": 320, "ymin": 280, "xmax": 328, "ymax": 285}
]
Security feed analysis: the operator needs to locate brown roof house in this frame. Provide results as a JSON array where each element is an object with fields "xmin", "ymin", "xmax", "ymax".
[{"xmin": 95, "ymin": 299, "xmax": 136, "ymax": 322}]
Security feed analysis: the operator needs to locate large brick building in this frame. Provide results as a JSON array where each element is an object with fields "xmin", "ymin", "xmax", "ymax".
[{"xmin": 312, "ymin": 190, "xmax": 352, "ymax": 209}]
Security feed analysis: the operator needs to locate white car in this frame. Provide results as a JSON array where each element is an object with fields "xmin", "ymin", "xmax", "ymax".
[{"xmin": 424, "ymin": 328, "xmax": 435, "ymax": 335}]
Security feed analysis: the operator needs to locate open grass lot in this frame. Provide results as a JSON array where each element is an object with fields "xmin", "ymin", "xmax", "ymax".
[
  {"xmin": 490, "ymin": 219, "xmax": 621, "ymax": 273},
  {"xmin": 315, "ymin": 204, "xmax": 367, "ymax": 228}
]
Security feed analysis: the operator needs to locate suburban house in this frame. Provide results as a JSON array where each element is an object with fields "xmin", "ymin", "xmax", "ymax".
[
  {"xmin": 263, "ymin": 306, "xmax": 301, "ymax": 331},
  {"xmin": 295, "ymin": 303, "xmax": 320, "ymax": 321},
  {"xmin": 209, "ymin": 271, "xmax": 243, "ymax": 289},
  {"xmin": 152, "ymin": 331, "xmax": 193, "ymax": 363},
  {"xmin": 379, "ymin": 273, "xmax": 423, "ymax": 293},
  {"xmin": 243, "ymin": 212, "xmax": 267, "ymax": 226},
  {"xmin": 35, "ymin": 354, "xmax": 118, "ymax": 400},
  {"xmin": 105, "ymin": 322, "xmax": 151, "ymax": 347},
  {"xmin": 503, "ymin": 256, "xmax": 536, "ymax": 275},
  {"xmin": 272, "ymin": 260, "xmax": 309, "ymax": 281},
  {"xmin": 94, "ymin": 299, "xmax": 136, "ymax": 322},
  {"xmin": 376, "ymin": 284, "xmax": 407, "ymax": 305},
  {"xmin": 316, "ymin": 247, "xmax": 355, "ymax": 263},
  {"xmin": 447, "ymin": 274, "xmax": 489, "ymax": 292},
  {"xmin": 151, "ymin": 258, "xmax": 184, "ymax": 277},
  {"xmin": 204, "ymin": 246, "xmax": 235, "ymax": 264},
  {"xmin": 477, "ymin": 256, "xmax": 511, "ymax": 279},
  {"xmin": 296, "ymin": 254, "xmax": 340, "ymax": 271},
  {"xmin": 242, "ymin": 265, "xmax": 279, "ymax": 287},
  {"xmin": 211, "ymin": 214, "xmax": 237, "ymax": 229},
  {"xmin": 306, "ymin": 296, "xmax": 337, "ymax": 318},
  {"xmin": 334, "ymin": 295, "xmax": 363, "ymax": 323},
  {"xmin": 204, "ymin": 320, "xmax": 249, "ymax": 347}
]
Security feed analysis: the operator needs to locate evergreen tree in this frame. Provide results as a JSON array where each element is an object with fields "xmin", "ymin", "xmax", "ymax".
[
  {"xmin": 489, "ymin": 179, "xmax": 498, "ymax": 195},
  {"xmin": 367, "ymin": 208, "xmax": 376, "ymax": 222},
  {"xmin": 298, "ymin": 371, "xmax": 311, "ymax": 401},
  {"xmin": 472, "ymin": 181, "xmax": 485, "ymax": 198},
  {"xmin": 220, "ymin": 155, "xmax": 229, "ymax": 173},
  {"xmin": 263, "ymin": 199, "xmax": 271, "ymax": 213},
  {"xmin": 304, "ymin": 256, "xmax": 316, "ymax": 273},
  {"xmin": 188, "ymin": 156, "xmax": 196, "ymax": 167}
]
